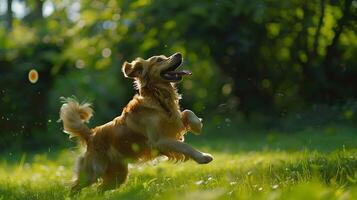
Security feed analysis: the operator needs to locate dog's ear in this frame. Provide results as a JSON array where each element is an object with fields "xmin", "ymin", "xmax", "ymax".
[
  {"xmin": 122, "ymin": 61, "xmax": 143, "ymax": 78},
  {"xmin": 122, "ymin": 61, "xmax": 133, "ymax": 78}
]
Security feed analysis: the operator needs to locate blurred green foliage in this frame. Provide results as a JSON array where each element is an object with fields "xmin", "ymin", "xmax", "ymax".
[{"xmin": 0, "ymin": 0, "xmax": 356, "ymax": 150}]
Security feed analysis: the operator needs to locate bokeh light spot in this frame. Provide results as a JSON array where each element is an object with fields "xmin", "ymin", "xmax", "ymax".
[
  {"xmin": 102, "ymin": 48, "xmax": 112, "ymax": 58},
  {"xmin": 112, "ymin": 14, "xmax": 121, "ymax": 21},
  {"xmin": 183, "ymin": 80, "xmax": 193, "ymax": 90},
  {"xmin": 261, "ymin": 79, "xmax": 271, "ymax": 89},
  {"xmin": 222, "ymin": 84, "xmax": 232, "ymax": 96},
  {"xmin": 28, "ymin": 69, "xmax": 39, "ymax": 84},
  {"xmin": 76, "ymin": 59, "xmax": 85, "ymax": 69}
]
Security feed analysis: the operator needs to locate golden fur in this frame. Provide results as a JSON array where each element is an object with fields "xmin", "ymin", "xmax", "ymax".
[{"xmin": 59, "ymin": 53, "xmax": 213, "ymax": 194}]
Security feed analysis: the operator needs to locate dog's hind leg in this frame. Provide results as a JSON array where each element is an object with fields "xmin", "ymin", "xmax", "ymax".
[
  {"xmin": 69, "ymin": 155, "xmax": 97, "ymax": 195},
  {"xmin": 98, "ymin": 162, "xmax": 128, "ymax": 192}
]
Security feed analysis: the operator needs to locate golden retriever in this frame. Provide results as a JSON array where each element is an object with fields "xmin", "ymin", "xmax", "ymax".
[{"xmin": 59, "ymin": 52, "xmax": 213, "ymax": 194}]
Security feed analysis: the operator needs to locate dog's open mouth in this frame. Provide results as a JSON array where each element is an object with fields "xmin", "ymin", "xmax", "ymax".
[{"xmin": 160, "ymin": 58, "xmax": 192, "ymax": 82}]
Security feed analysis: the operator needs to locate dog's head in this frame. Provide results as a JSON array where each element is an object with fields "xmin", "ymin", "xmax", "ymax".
[{"xmin": 122, "ymin": 53, "xmax": 191, "ymax": 86}]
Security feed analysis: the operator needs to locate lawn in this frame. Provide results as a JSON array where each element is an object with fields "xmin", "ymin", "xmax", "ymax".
[{"xmin": 1, "ymin": 126, "xmax": 357, "ymax": 200}]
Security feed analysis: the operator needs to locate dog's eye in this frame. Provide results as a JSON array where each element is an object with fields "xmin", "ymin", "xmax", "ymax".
[{"xmin": 156, "ymin": 58, "xmax": 164, "ymax": 62}]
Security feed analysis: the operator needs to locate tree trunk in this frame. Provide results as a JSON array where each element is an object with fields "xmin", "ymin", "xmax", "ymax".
[
  {"xmin": 322, "ymin": 0, "xmax": 353, "ymax": 103},
  {"xmin": 6, "ymin": 0, "xmax": 13, "ymax": 30},
  {"xmin": 311, "ymin": 0, "xmax": 325, "ymax": 58},
  {"xmin": 35, "ymin": 0, "xmax": 43, "ymax": 19}
]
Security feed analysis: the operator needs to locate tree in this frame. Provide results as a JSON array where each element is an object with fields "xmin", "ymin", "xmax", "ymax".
[{"xmin": 6, "ymin": 0, "xmax": 13, "ymax": 30}]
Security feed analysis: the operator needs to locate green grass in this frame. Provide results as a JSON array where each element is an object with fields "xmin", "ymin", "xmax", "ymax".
[{"xmin": 1, "ymin": 126, "xmax": 357, "ymax": 200}]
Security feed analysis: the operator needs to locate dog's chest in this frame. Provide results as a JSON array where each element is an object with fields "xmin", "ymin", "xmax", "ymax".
[{"xmin": 159, "ymin": 111, "xmax": 185, "ymax": 138}]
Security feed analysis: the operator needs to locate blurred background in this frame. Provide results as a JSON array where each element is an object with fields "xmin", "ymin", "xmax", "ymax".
[{"xmin": 0, "ymin": 0, "xmax": 356, "ymax": 151}]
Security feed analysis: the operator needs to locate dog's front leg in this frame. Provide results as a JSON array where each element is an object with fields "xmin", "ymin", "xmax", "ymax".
[
  {"xmin": 154, "ymin": 138, "xmax": 212, "ymax": 164},
  {"xmin": 181, "ymin": 110, "xmax": 203, "ymax": 135}
]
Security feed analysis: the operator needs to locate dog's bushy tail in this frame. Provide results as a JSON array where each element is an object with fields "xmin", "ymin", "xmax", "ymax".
[{"xmin": 59, "ymin": 97, "xmax": 93, "ymax": 144}]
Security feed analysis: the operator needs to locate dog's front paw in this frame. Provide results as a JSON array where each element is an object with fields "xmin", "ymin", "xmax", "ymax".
[
  {"xmin": 188, "ymin": 119, "xmax": 203, "ymax": 135},
  {"xmin": 182, "ymin": 110, "xmax": 203, "ymax": 135},
  {"xmin": 195, "ymin": 153, "xmax": 213, "ymax": 164}
]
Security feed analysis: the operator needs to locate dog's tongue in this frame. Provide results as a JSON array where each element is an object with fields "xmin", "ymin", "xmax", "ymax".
[{"xmin": 166, "ymin": 70, "xmax": 192, "ymax": 76}]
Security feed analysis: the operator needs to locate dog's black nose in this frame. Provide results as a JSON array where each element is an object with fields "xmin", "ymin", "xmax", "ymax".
[{"xmin": 172, "ymin": 52, "xmax": 182, "ymax": 60}]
